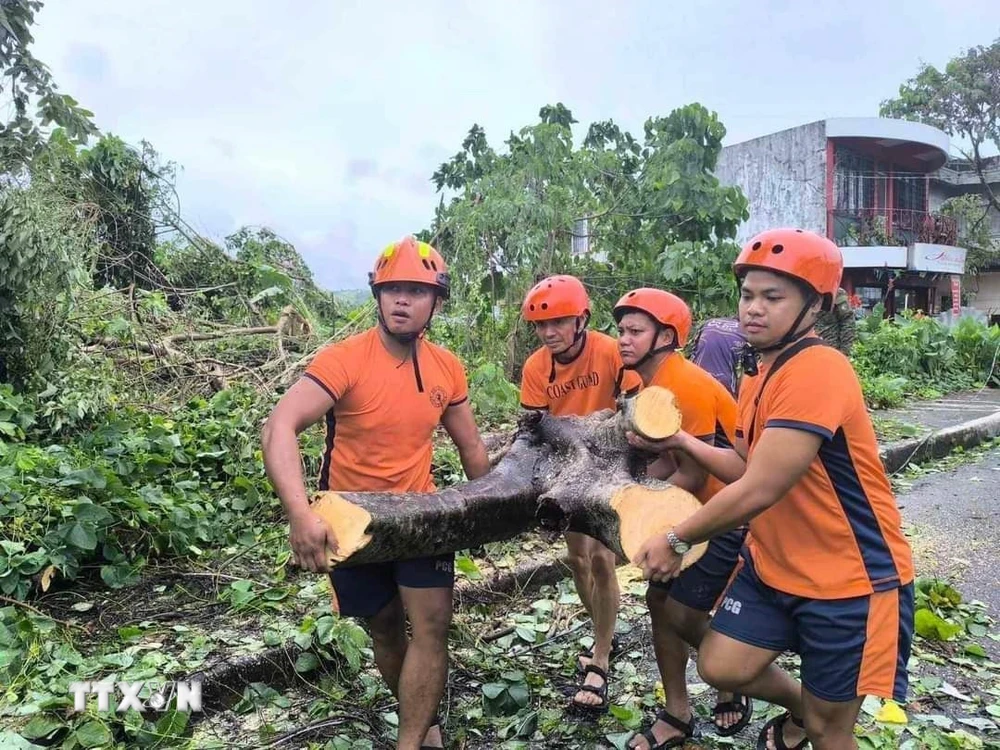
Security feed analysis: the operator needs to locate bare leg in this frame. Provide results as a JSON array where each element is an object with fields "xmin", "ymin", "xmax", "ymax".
[{"xmin": 395, "ymin": 586, "xmax": 452, "ymax": 750}]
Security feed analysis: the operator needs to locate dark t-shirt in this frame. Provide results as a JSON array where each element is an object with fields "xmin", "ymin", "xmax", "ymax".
[{"xmin": 691, "ymin": 317, "xmax": 747, "ymax": 398}]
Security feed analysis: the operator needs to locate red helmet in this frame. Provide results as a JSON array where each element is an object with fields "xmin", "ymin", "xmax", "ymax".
[
  {"xmin": 613, "ymin": 288, "xmax": 692, "ymax": 347},
  {"xmin": 733, "ymin": 229, "xmax": 843, "ymax": 310},
  {"xmin": 521, "ymin": 275, "xmax": 590, "ymax": 322},
  {"xmin": 368, "ymin": 236, "xmax": 450, "ymax": 298}
]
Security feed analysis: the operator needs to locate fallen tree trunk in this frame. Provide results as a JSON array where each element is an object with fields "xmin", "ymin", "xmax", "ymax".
[{"xmin": 310, "ymin": 387, "xmax": 708, "ymax": 572}]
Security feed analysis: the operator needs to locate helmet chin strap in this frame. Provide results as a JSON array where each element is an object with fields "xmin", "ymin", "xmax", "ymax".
[
  {"xmin": 622, "ymin": 323, "xmax": 677, "ymax": 371},
  {"xmin": 750, "ymin": 296, "xmax": 817, "ymax": 355}
]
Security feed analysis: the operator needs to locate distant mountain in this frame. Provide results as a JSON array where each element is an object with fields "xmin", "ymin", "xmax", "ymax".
[{"xmin": 332, "ymin": 289, "xmax": 370, "ymax": 307}]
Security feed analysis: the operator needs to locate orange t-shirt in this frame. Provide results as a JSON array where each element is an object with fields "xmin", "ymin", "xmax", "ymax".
[
  {"xmin": 303, "ymin": 328, "xmax": 469, "ymax": 493},
  {"xmin": 519, "ymin": 331, "xmax": 642, "ymax": 416},
  {"xmin": 737, "ymin": 342, "xmax": 915, "ymax": 599},
  {"xmin": 648, "ymin": 353, "xmax": 738, "ymax": 504}
]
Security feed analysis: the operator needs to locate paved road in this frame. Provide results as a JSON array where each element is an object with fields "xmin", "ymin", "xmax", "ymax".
[
  {"xmin": 900, "ymin": 446, "xmax": 1000, "ymax": 618},
  {"xmin": 882, "ymin": 388, "xmax": 1000, "ymax": 432}
]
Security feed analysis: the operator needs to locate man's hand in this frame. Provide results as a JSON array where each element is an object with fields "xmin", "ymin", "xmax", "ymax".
[
  {"xmin": 289, "ymin": 509, "xmax": 338, "ymax": 573},
  {"xmin": 625, "ymin": 429, "xmax": 692, "ymax": 455},
  {"xmin": 633, "ymin": 534, "xmax": 683, "ymax": 583}
]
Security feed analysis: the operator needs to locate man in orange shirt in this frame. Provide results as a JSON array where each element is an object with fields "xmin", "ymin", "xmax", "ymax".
[
  {"xmin": 613, "ymin": 289, "xmax": 751, "ymax": 749},
  {"xmin": 519, "ymin": 274, "xmax": 642, "ymax": 713},
  {"xmin": 635, "ymin": 229, "xmax": 915, "ymax": 750},
  {"xmin": 261, "ymin": 237, "xmax": 490, "ymax": 750}
]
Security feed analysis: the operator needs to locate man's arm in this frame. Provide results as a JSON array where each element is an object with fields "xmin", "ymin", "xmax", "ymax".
[
  {"xmin": 634, "ymin": 427, "xmax": 822, "ymax": 581},
  {"xmin": 646, "ymin": 448, "xmax": 706, "ymax": 494},
  {"xmin": 261, "ymin": 377, "xmax": 337, "ymax": 571},
  {"xmin": 441, "ymin": 401, "xmax": 491, "ymax": 480},
  {"xmin": 669, "ymin": 430, "xmax": 748, "ymax": 484},
  {"xmin": 627, "ymin": 429, "xmax": 746, "ymax": 485}
]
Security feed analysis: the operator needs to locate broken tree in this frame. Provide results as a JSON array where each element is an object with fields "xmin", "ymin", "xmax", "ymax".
[{"xmin": 310, "ymin": 386, "xmax": 709, "ymax": 573}]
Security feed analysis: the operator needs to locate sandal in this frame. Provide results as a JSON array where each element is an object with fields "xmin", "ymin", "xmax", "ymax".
[
  {"xmin": 419, "ymin": 713, "xmax": 444, "ymax": 750},
  {"xmin": 756, "ymin": 712, "xmax": 808, "ymax": 750},
  {"xmin": 576, "ymin": 634, "xmax": 622, "ymax": 673},
  {"xmin": 628, "ymin": 709, "xmax": 695, "ymax": 749},
  {"xmin": 570, "ymin": 664, "xmax": 610, "ymax": 715},
  {"xmin": 712, "ymin": 692, "xmax": 753, "ymax": 736}
]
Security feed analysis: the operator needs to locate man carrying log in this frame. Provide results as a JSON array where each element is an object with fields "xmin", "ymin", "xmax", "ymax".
[
  {"xmin": 518, "ymin": 274, "xmax": 642, "ymax": 714},
  {"xmin": 613, "ymin": 289, "xmax": 752, "ymax": 748},
  {"xmin": 636, "ymin": 229, "xmax": 914, "ymax": 750},
  {"xmin": 261, "ymin": 237, "xmax": 490, "ymax": 750}
]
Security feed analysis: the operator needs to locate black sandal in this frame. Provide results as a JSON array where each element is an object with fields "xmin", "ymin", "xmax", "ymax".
[
  {"xmin": 419, "ymin": 713, "xmax": 444, "ymax": 750},
  {"xmin": 576, "ymin": 634, "xmax": 622, "ymax": 673},
  {"xmin": 712, "ymin": 692, "xmax": 753, "ymax": 736},
  {"xmin": 756, "ymin": 712, "xmax": 808, "ymax": 750},
  {"xmin": 629, "ymin": 709, "xmax": 695, "ymax": 749},
  {"xmin": 570, "ymin": 664, "xmax": 610, "ymax": 715}
]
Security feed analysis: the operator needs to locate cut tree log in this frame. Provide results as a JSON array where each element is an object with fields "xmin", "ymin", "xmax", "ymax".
[
  {"xmin": 623, "ymin": 386, "xmax": 683, "ymax": 441},
  {"xmin": 309, "ymin": 386, "xmax": 708, "ymax": 574}
]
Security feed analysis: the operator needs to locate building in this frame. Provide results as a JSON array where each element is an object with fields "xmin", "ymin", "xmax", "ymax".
[
  {"xmin": 716, "ymin": 117, "xmax": 972, "ymax": 318},
  {"xmin": 932, "ymin": 155, "xmax": 1000, "ymax": 322}
]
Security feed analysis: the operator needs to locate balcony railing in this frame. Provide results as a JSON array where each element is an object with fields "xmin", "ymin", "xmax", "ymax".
[{"xmin": 830, "ymin": 208, "xmax": 958, "ymax": 247}]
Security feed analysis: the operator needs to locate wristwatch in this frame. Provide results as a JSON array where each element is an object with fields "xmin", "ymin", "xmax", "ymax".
[{"xmin": 666, "ymin": 530, "xmax": 691, "ymax": 555}]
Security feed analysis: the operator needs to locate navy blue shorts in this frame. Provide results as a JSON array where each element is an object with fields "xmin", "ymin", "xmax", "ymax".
[
  {"xmin": 329, "ymin": 553, "xmax": 455, "ymax": 619},
  {"xmin": 710, "ymin": 552, "xmax": 914, "ymax": 703},
  {"xmin": 650, "ymin": 527, "xmax": 747, "ymax": 612}
]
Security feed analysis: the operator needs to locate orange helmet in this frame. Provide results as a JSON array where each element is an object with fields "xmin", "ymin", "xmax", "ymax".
[
  {"xmin": 368, "ymin": 236, "xmax": 450, "ymax": 299},
  {"xmin": 733, "ymin": 228, "xmax": 843, "ymax": 310},
  {"xmin": 521, "ymin": 275, "xmax": 590, "ymax": 322},
  {"xmin": 613, "ymin": 288, "xmax": 692, "ymax": 347}
]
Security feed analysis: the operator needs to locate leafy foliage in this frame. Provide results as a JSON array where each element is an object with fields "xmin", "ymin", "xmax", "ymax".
[
  {"xmin": 881, "ymin": 36, "xmax": 1000, "ymax": 214},
  {"xmin": 0, "ymin": 0, "xmax": 97, "ymax": 170},
  {"xmin": 0, "ymin": 385, "xmax": 309, "ymax": 600},
  {"xmin": 851, "ymin": 310, "xmax": 1000, "ymax": 408},
  {"xmin": 425, "ymin": 102, "xmax": 747, "ymax": 376},
  {"xmin": 880, "ymin": 35, "xmax": 1000, "ymax": 274}
]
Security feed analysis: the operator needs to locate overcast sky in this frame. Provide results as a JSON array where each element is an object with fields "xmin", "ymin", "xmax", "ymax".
[{"xmin": 32, "ymin": 1, "xmax": 1000, "ymax": 290}]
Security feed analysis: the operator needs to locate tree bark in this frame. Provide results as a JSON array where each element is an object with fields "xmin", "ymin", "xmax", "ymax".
[{"xmin": 310, "ymin": 388, "xmax": 708, "ymax": 573}]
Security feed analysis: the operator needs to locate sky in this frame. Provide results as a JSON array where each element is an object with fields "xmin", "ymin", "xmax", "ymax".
[{"xmin": 31, "ymin": 0, "xmax": 1000, "ymax": 290}]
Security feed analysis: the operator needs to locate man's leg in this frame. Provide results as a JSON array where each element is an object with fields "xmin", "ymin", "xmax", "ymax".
[
  {"xmin": 395, "ymin": 584, "xmax": 451, "ymax": 750},
  {"xmin": 631, "ymin": 530, "xmax": 749, "ymax": 748},
  {"xmin": 698, "ymin": 631, "xmax": 808, "ymax": 748},
  {"xmin": 789, "ymin": 583, "xmax": 914, "ymax": 750},
  {"xmin": 393, "ymin": 555, "xmax": 455, "ymax": 750},
  {"xmin": 800, "ymin": 689, "xmax": 864, "ymax": 750},
  {"xmin": 366, "ymin": 595, "xmax": 408, "ymax": 694},
  {"xmin": 570, "ymin": 534, "xmax": 620, "ymax": 708},
  {"xmin": 564, "ymin": 531, "xmax": 597, "ymax": 630},
  {"xmin": 696, "ymin": 555, "xmax": 808, "ymax": 748},
  {"xmin": 630, "ymin": 588, "xmax": 705, "ymax": 748},
  {"xmin": 331, "ymin": 564, "xmax": 406, "ymax": 691}
]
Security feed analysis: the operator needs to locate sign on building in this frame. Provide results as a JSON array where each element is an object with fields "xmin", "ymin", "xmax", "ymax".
[{"xmin": 907, "ymin": 243, "xmax": 967, "ymax": 274}]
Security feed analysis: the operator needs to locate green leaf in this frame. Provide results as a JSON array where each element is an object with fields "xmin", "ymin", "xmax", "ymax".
[
  {"xmin": 914, "ymin": 608, "xmax": 963, "ymax": 641},
  {"xmin": 964, "ymin": 643, "xmax": 987, "ymax": 658},
  {"xmin": 155, "ymin": 709, "xmax": 189, "ymax": 739},
  {"xmin": 294, "ymin": 652, "xmax": 319, "ymax": 673},
  {"xmin": 482, "ymin": 683, "xmax": 506, "ymax": 700},
  {"xmin": 967, "ymin": 622, "xmax": 988, "ymax": 637},
  {"xmin": 66, "ymin": 523, "xmax": 97, "ymax": 551},
  {"xmin": 455, "ymin": 554, "xmax": 482, "ymax": 580},
  {"xmin": 75, "ymin": 720, "xmax": 111, "ymax": 748},
  {"xmin": 20, "ymin": 714, "xmax": 62, "ymax": 740},
  {"xmin": 515, "ymin": 626, "xmax": 536, "ymax": 643},
  {"xmin": 117, "ymin": 625, "xmax": 143, "ymax": 641},
  {"xmin": 507, "ymin": 683, "xmax": 529, "ymax": 707}
]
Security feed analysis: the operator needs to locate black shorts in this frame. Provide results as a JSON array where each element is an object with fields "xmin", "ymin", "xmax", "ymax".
[
  {"xmin": 649, "ymin": 527, "xmax": 747, "ymax": 611},
  {"xmin": 329, "ymin": 553, "xmax": 455, "ymax": 618}
]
